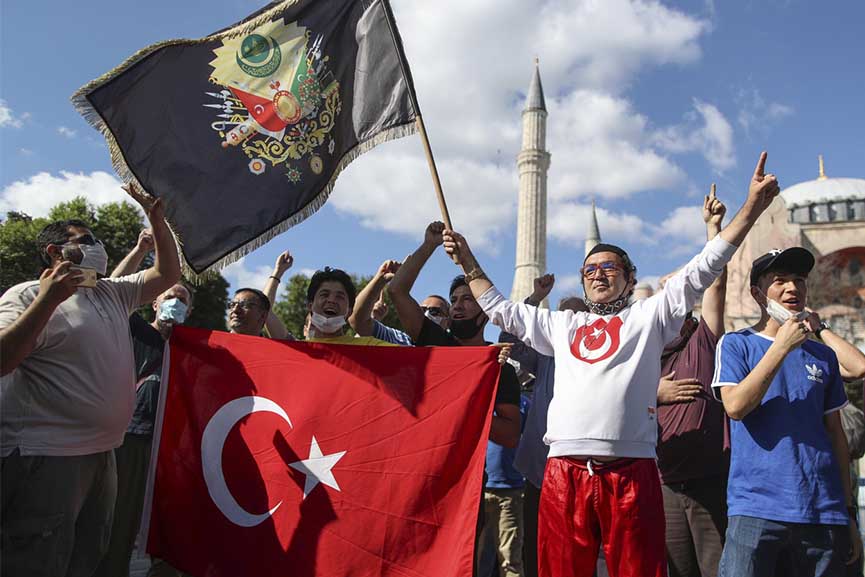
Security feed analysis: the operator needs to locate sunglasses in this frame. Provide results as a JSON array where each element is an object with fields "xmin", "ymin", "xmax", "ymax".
[
  {"xmin": 580, "ymin": 261, "xmax": 624, "ymax": 279},
  {"xmin": 421, "ymin": 306, "xmax": 446, "ymax": 317}
]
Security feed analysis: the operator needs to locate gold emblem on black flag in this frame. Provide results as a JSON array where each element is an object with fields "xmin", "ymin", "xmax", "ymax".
[{"xmin": 207, "ymin": 18, "xmax": 340, "ymax": 179}]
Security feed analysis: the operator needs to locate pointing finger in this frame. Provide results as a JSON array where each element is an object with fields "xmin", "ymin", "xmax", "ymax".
[
  {"xmin": 753, "ymin": 151, "xmax": 768, "ymax": 178},
  {"xmin": 710, "ymin": 183, "xmax": 716, "ymax": 198}
]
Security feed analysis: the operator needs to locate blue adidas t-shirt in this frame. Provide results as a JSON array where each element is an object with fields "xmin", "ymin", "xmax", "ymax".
[{"xmin": 712, "ymin": 329, "xmax": 848, "ymax": 525}]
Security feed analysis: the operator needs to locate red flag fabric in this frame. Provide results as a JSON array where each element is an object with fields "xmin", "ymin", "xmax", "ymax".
[{"xmin": 144, "ymin": 327, "xmax": 501, "ymax": 577}]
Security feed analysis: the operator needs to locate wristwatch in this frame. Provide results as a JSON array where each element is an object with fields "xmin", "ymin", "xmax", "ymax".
[{"xmin": 815, "ymin": 320, "xmax": 831, "ymax": 340}]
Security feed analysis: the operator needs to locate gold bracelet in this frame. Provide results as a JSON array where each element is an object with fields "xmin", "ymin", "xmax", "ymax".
[{"xmin": 464, "ymin": 267, "xmax": 487, "ymax": 283}]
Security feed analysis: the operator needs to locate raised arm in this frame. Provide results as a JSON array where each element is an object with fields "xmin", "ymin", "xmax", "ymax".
[
  {"xmin": 387, "ymin": 222, "xmax": 443, "ymax": 341},
  {"xmin": 350, "ymin": 260, "xmax": 399, "ymax": 337},
  {"xmin": 123, "ymin": 184, "xmax": 182, "ymax": 305},
  {"xmin": 443, "ymin": 230, "xmax": 561, "ymax": 356},
  {"xmin": 718, "ymin": 151, "xmax": 781, "ymax": 247},
  {"xmin": 719, "ymin": 318, "xmax": 808, "ymax": 420},
  {"xmin": 701, "ymin": 184, "xmax": 728, "ymax": 337},
  {"xmin": 263, "ymin": 250, "xmax": 292, "ymax": 340},
  {"xmin": 111, "ymin": 229, "xmax": 153, "ymax": 278}
]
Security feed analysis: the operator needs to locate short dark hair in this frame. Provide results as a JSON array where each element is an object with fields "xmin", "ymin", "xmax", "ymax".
[
  {"xmin": 233, "ymin": 288, "xmax": 270, "ymax": 312},
  {"xmin": 36, "ymin": 219, "xmax": 90, "ymax": 265},
  {"xmin": 306, "ymin": 267, "xmax": 356, "ymax": 308},
  {"xmin": 449, "ymin": 275, "xmax": 468, "ymax": 299},
  {"xmin": 426, "ymin": 294, "xmax": 450, "ymax": 309}
]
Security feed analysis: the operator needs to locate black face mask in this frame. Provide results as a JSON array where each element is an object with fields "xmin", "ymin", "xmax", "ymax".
[{"xmin": 449, "ymin": 311, "xmax": 485, "ymax": 340}]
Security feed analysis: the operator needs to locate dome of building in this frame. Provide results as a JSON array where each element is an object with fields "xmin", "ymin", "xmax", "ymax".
[{"xmin": 781, "ymin": 156, "xmax": 865, "ymax": 224}]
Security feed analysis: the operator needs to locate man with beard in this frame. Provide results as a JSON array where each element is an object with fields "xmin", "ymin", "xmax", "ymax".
[
  {"xmin": 655, "ymin": 185, "xmax": 729, "ymax": 577},
  {"xmin": 712, "ymin": 247, "xmax": 864, "ymax": 576},
  {"xmin": 440, "ymin": 152, "xmax": 782, "ymax": 577}
]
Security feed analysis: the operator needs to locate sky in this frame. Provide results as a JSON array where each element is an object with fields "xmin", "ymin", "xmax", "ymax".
[{"xmin": 2, "ymin": 0, "xmax": 864, "ymax": 337}]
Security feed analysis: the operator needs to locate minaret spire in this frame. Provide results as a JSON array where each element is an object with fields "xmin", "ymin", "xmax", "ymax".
[
  {"xmin": 511, "ymin": 59, "xmax": 551, "ymax": 306},
  {"xmin": 585, "ymin": 199, "xmax": 601, "ymax": 257}
]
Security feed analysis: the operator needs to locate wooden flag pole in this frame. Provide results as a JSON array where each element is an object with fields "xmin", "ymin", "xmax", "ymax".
[
  {"xmin": 415, "ymin": 115, "xmax": 453, "ymax": 230},
  {"xmin": 378, "ymin": 0, "xmax": 453, "ymax": 230}
]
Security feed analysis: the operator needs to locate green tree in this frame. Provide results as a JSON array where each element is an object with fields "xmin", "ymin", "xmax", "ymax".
[
  {"xmin": 0, "ymin": 212, "xmax": 46, "ymax": 292},
  {"xmin": 272, "ymin": 272, "xmax": 404, "ymax": 339},
  {"xmin": 0, "ymin": 196, "xmax": 229, "ymax": 330}
]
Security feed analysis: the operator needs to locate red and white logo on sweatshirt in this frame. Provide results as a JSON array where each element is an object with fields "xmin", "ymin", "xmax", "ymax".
[{"xmin": 570, "ymin": 317, "xmax": 623, "ymax": 364}]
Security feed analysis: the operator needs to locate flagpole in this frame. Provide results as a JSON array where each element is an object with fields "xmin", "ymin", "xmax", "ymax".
[
  {"xmin": 415, "ymin": 116, "xmax": 453, "ymax": 229},
  {"xmin": 379, "ymin": 0, "xmax": 453, "ymax": 230}
]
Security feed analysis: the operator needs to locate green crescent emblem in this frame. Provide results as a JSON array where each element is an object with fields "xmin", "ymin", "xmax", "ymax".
[{"xmin": 236, "ymin": 34, "xmax": 282, "ymax": 78}]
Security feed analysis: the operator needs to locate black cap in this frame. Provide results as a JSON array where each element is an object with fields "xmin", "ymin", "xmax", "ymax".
[{"xmin": 749, "ymin": 247, "xmax": 815, "ymax": 286}]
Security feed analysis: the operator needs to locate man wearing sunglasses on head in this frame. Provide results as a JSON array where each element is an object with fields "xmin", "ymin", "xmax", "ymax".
[
  {"xmin": 0, "ymin": 183, "xmax": 181, "ymax": 577},
  {"xmin": 441, "ymin": 152, "xmax": 782, "ymax": 577}
]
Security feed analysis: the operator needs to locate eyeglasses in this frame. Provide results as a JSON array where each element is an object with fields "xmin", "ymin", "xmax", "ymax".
[
  {"xmin": 580, "ymin": 261, "xmax": 624, "ymax": 279},
  {"xmin": 226, "ymin": 300, "xmax": 260, "ymax": 311},
  {"xmin": 421, "ymin": 306, "xmax": 446, "ymax": 317}
]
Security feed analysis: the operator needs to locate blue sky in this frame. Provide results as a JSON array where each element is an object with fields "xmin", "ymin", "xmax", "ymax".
[{"xmin": 2, "ymin": 0, "xmax": 864, "ymax": 334}]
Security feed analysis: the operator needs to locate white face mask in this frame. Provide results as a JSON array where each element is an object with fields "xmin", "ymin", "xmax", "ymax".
[
  {"xmin": 764, "ymin": 295, "xmax": 808, "ymax": 325},
  {"xmin": 74, "ymin": 243, "xmax": 109, "ymax": 275},
  {"xmin": 309, "ymin": 311, "xmax": 346, "ymax": 334},
  {"xmin": 158, "ymin": 298, "xmax": 188, "ymax": 324}
]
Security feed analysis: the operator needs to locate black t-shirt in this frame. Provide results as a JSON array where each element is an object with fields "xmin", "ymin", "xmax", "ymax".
[
  {"xmin": 126, "ymin": 313, "xmax": 167, "ymax": 437},
  {"xmin": 415, "ymin": 316, "xmax": 520, "ymax": 408}
]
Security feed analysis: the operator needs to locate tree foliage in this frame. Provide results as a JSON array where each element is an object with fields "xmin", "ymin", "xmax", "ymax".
[
  {"xmin": 272, "ymin": 272, "xmax": 404, "ymax": 339},
  {"xmin": 0, "ymin": 196, "xmax": 229, "ymax": 330}
]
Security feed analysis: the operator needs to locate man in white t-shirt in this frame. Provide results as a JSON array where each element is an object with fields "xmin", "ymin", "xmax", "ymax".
[
  {"xmin": 0, "ymin": 184, "xmax": 181, "ymax": 577},
  {"xmin": 441, "ymin": 153, "xmax": 781, "ymax": 577}
]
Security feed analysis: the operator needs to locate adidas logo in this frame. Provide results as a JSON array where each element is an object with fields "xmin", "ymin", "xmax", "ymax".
[{"xmin": 806, "ymin": 363, "xmax": 824, "ymax": 384}]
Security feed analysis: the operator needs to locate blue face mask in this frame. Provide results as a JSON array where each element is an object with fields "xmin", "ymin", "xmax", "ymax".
[{"xmin": 158, "ymin": 298, "xmax": 188, "ymax": 324}]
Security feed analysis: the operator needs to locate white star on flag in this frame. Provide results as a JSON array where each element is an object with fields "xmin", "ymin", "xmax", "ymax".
[{"xmin": 289, "ymin": 435, "xmax": 347, "ymax": 500}]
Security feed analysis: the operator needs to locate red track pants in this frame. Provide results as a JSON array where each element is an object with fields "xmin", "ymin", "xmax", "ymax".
[{"xmin": 538, "ymin": 457, "xmax": 667, "ymax": 577}]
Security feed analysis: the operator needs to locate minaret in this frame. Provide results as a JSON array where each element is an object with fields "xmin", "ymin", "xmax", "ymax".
[
  {"xmin": 585, "ymin": 199, "xmax": 601, "ymax": 256},
  {"xmin": 511, "ymin": 59, "xmax": 551, "ymax": 306}
]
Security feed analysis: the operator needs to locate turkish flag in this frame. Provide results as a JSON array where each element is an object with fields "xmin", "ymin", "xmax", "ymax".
[{"xmin": 144, "ymin": 327, "xmax": 501, "ymax": 577}]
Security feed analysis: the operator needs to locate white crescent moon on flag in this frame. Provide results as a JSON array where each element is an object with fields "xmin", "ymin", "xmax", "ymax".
[
  {"xmin": 578, "ymin": 330, "xmax": 612, "ymax": 361},
  {"xmin": 201, "ymin": 396, "xmax": 292, "ymax": 527}
]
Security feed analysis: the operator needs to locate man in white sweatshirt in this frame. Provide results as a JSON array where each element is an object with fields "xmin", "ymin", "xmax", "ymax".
[{"xmin": 441, "ymin": 152, "xmax": 781, "ymax": 577}]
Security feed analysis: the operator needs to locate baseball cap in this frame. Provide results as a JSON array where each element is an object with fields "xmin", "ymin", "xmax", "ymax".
[{"xmin": 749, "ymin": 247, "xmax": 815, "ymax": 286}]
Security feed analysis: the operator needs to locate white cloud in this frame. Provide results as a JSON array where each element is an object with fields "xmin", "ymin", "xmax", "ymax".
[
  {"xmin": 547, "ymin": 91, "xmax": 686, "ymax": 200},
  {"xmin": 657, "ymin": 205, "xmax": 707, "ymax": 249},
  {"xmin": 327, "ymin": 0, "xmax": 710, "ymax": 249},
  {"xmin": 735, "ymin": 87, "xmax": 794, "ymax": 135},
  {"xmin": 0, "ymin": 100, "xmax": 28, "ymax": 129},
  {"xmin": 651, "ymin": 99, "xmax": 735, "ymax": 173},
  {"xmin": 58, "ymin": 126, "xmax": 77, "ymax": 138},
  {"xmin": 18, "ymin": 148, "xmax": 34, "ymax": 156},
  {"xmin": 0, "ymin": 171, "xmax": 127, "ymax": 218},
  {"xmin": 554, "ymin": 273, "xmax": 583, "ymax": 295},
  {"xmin": 548, "ymin": 201, "xmax": 658, "ymax": 247},
  {"xmin": 221, "ymin": 257, "xmax": 274, "ymax": 293}
]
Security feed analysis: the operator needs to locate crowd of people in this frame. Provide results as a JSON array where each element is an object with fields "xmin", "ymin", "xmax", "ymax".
[{"xmin": 2, "ymin": 151, "xmax": 865, "ymax": 577}]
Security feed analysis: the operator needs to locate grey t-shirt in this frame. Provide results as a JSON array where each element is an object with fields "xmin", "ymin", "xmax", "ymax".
[{"xmin": 0, "ymin": 272, "xmax": 146, "ymax": 456}]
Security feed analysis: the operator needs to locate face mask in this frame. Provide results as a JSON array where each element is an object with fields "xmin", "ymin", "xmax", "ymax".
[
  {"xmin": 158, "ymin": 298, "xmax": 188, "ymax": 324},
  {"xmin": 764, "ymin": 296, "xmax": 807, "ymax": 325},
  {"xmin": 68, "ymin": 243, "xmax": 109, "ymax": 275},
  {"xmin": 424, "ymin": 310, "xmax": 447, "ymax": 327},
  {"xmin": 310, "ymin": 311, "xmax": 346, "ymax": 333},
  {"xmin": 449, "ymin": 312, "xmax": 485, "ymax": 340}
]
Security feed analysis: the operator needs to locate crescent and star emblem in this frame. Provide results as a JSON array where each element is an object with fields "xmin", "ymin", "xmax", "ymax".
[
  {"xmin": 200, "ymin": 395, "xmax": 347, "ymax": 527},
  {"xmin": 570, "ymin": 317, "xmax": 623, "ymax": 364}
]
